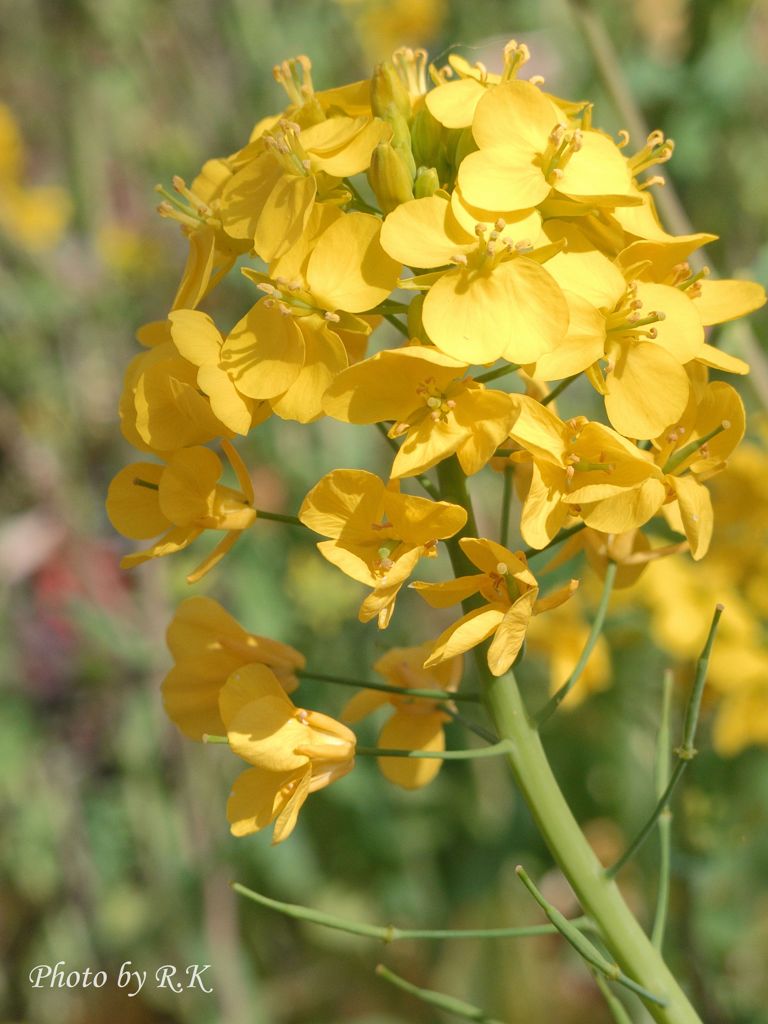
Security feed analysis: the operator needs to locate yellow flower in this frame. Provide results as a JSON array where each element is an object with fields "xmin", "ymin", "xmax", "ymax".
[
  {"xmin": 458, "ymin": 80, "xmax": 635, "ymax": 213},
  {"xmin": 507, "ymin": 396, "xmax": 666, "ymax": 548},
  {"xmin": 531, "ymin": 240, "xmax": 705, "ymax": 438},
  {"xmin": 342, "ymin": 643, "xmax": 462, "ymax": 788},
  {"xmin": 119, "ymin": 332, "xmax": 230, "ymax": 453},
  {"xmin": 162, "ymin": 596, "xmax": 304, "ymax": 740},
  {"xmin": 298, "ymin": 468, "xmax": 467, "ymax": 628},
  {"xmin": 106, "ymin": 441, "xmax": 256, "ymax": 582},
  {"xmin": 222, "ymin": 664, "xmax": 355, "ymax": 843},
  {"xmin": 0, "ymin": 103, "xmax": 71, "ymax": 251},
  {"xmin": 424, "ymin": 41, "xmax": 530, "ymax": 129},
  {"xmin": 168, "ymin": 310, "xmax": 270, "ymax": 435},
  {"xmin": 219, "ymin": 211, "xmax": 399, "ymax": 423},
  {"xmin": 221, "ymin": 114, "xmax": 389, "ymax": 261},
  {"xmin": 412, "ymin": 537, "xmax": 577, "ymax": 676},
  {"xmin": 158, "ymin": 161, "xmax": 251, "ymax": 310},
  {"xmin": 380, "ymin": 194, "xmax": 568, "ymax": 363},
  {"xmin": 323, "ymin": 345, "xmax": 518, "ymax": 477},
  {"xmin": 651, "ymin": 381, "xmax": 745, "ymax": 560}
]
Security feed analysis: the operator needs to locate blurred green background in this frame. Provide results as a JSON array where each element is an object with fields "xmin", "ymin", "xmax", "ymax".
[{"xmin": 1, "ymin": 1, "xmax": 768, "ymax": 1022}]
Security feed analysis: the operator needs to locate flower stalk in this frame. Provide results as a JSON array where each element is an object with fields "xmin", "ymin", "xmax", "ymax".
[{"xmin": 436, "ymin": 452, "xmax": 705, "ymax": 1024}]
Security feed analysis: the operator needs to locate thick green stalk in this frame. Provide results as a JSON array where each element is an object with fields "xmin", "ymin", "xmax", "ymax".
[{"xmin": 436, "ymin": 455, "xmax": 703, "ymax": 1024}]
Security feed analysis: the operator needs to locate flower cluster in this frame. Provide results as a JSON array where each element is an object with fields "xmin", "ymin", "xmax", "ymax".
[{"xmin": 109, "ymin": 41, "xmax": 765, "ymax": 841}]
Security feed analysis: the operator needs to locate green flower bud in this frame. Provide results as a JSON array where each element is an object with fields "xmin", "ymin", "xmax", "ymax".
[
  {"xmin": 414, "ymin": 166, "xmax": 440, "ymax": 199},
  {"xmin": 367, "ymin": 142, "xmax": 414, "ymax": 215},
  {"xmin": 370, "ymin": 62, "xmax": 412, "ymax": 123},
  {"xmin": 410, "ymin": 107, "xmax": 443, "ymax": 168}
]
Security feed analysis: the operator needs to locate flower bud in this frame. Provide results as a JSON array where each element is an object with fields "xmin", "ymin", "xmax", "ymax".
[
  {"xmin": 370, "ymin": 61, "xmax": 412, "ymax": 123},
  {"xmin": 367, "ymin": 142, "xmax": 414, "ymax": 214},
  {"xmin": 414, "ymin": 166, "xmax": 440, "ymax": 199},
  {"xmin": 411, "ymin": 107, "xmax": 443, "ymax": 169}
]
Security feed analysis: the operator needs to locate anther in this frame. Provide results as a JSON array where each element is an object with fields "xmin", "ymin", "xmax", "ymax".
[
  {"xmin": 450, "ymin": 253, "xmax": 468, "ymax": 265},
  {"xmin": 323, "ymin": 311, "xmax": 341, "ymax": 322},
  {"xmin": 617, "ymin": 129, "xmax": 630, "ymax": 148},
  {"xmin": 496, "ymin": 562, "xmax": 509, "ymax": 575},
  {"xmin": 494, "ymin": 218, "xmax": 506, "ymax": 232}
]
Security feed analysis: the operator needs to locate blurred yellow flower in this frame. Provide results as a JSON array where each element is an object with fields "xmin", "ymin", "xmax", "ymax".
[
  {"xmin": 162, "ymin": 596, "xmax": 304, "ymax": 740},
  {"xmin": 0, "ymin": 102, "xmax": 70, "ymax": 251},
  {"xmin": 342, "ymin": 643, "xmax": 462, "ymax": 788}
]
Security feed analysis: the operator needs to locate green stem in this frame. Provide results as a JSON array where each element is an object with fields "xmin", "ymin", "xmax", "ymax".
[
  {"xmin": 606, "ymin": 605, "xmax": 723, "ymax": 879},
  {"xmin": 357, "ymin": 739, "xmax": 513, "ymax": 760},
  {"xmin": 233, "ymin": 882, "xmax": 590, "ymax": 942},
  {"xmin": 540, "ymin": 374, "xmax": 579, "ymax": 407},
  {"xmin": 444, "ymin": 706, "xmax": 500, "ymax": 745},
  {"xmin": 593, "ymin": 971, "xmax": 635, "ymax": 1024},
  {"xmin": 522, "ymin": 520, "xmax": 586, "ymax": 562},
  {"xmin": 474, "ymin": 362, "xmax": 521, "ymax": 385},
  {"xmin": 517, "ymin": 866, "xmax": 667, "ymax": 1008},
  {"xmin": 375, "ymin": 964, "xmax": 506, "ymax": 1023},
  {"xmin": 434, "ymin": 454, "xmax": 704, "ymax": 1024},
  {"xmin": 383, "ymin": 312, "xmax": 410, "ymax": 338},
  {"xmin": 500, "ymin": 464, "xmax": 514, "ymax": 548},
  {"xmin": 535, "ymin": 559, "xmax": 617, "ymax": 725},
  {"xmin": 652, "ymin": 669, "xmax": 675, "ymax": 951},
  {"xmin": 344, "ymin": 177, "xmax": 380, "ymax": 215},
  {"xmin": 256, "ymin": 509, "xmax": 304, "ymax": 527},
  {"xmin": 297, "ymin": 668, "xmax": 481, "ymax": 703}
]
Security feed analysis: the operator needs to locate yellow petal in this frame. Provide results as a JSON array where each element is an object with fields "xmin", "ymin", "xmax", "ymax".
[
  {"xmin": 341, "ymin": 689, "xmax": 390, "ymax": 723},
  {"xmin": 377, "ymin": 711, "xmax": 446, "ymax": 789},
  {"xmin": 424, "ymin": 258, "xmax": 568, "ymax": 364},
  {"xmin": 306, "ymin": 212, "xmax": 400, "ymax": 312},
  {"xmin": 532, "ymin": 292, "xmax": 605, "ymax": 381},
  {"xmin": 107, "ymin": 462, "xmax": 168, "ymax": 539},
  {"xmin": 168, "ymin": 309, "xmax": 223, "ymax": 367},
  {"xmin": 197, "ymin": 365, "xmax": 255, "ymax": 435},
  {"xmin": 578, "ymin": 477, "xmax": 666, "ymax": 533},
  {"xmin": 669, "ymin": 475, "xmax": 713, "ymax": 560},
  {"xmin": 558, "ymin": 132, "xmax": 634, "ymax": 203},
  {"xmin": 254, "ymin": 173, "xmax": 317, "ymax": 262},
  {"xmin": 323, "ymin": 345, "xmax": 465, "ymax": 424},
  {"xmin": 158, "ymin": 447, "xmax": 221, "ymax": 525},
  {"xmin": 454, "ymin": 389, "xmax": 519, "ymax": 476},
  {"xmin": 271, "ymin": 321, "xmax": 347, "ymax": 423},
  {"xmin": 119, "ymin": 525, "xmax": 201, "ymax": 569},
  {"xmin": 695, "ymin": 343, "xmax": 749, "ymax": 375},
  {"xmin": 471, "ymin": 80, "xmax": 558, "ymax": 152},
  {"xmin": 692, "ymin": 278, "xmax": 766, "ymax": 326},
  {"xmin": 458, "ymin": 146, "xmax": 549, "ymax": 213},
  {"xmin": 487, "ymin": 591, "xmax": 537, "ymax": 676},
  {"xmin": 162, "ymin": 660, "xmax": 228, "ymax": 740},
  {"xmin": 271, "ymin": 769, "xmax": 311, "ymax": 844},
  {"xmin": 227, "ymin": 766, "xmax": 295, "ymax": 838},
  {"xmin": 171, "ymin": 226, "xmax": 216, "ymax": 311},
  {"xmin": 424, "ymin": 605, "xmax": 506, "ymax": 666},
  {"xmin": 227, "ymin": 698, "xmax": 309, "ymax": 772},
  {"xmin": 380, "ymin": 195, "xmax": 475, "ymax": 268},
  {"xmin": 604, "ymin": 342, "xmax": 690, "ymax": 439},
  {"xmin": 299, "ymin": 469, "xmax": 384, "ymax": 541},
  {"xmin": 634, "ymin": 282, "xmax": 704, "ymax": 362},
  {"xmin": 425, "ymin": 77, "xmax": 487, "ymax": 128},
  {"xmin": 221, "ymin": 300, "xmax": 305, "ymax": 400},
  {"xmin": 303, "ymin": 116, "xmax": 389, "ymax": 177},
  {"xmin": 410, "ymin": 575, "xmax": 486, "ymax": 609},
  {"xmin": 382, "ymin": 492, "xmax": 467, "ymax": 543},
  {"xmin": 392, "ymin": 417, "xmax": 468, "ymax": 479},
  {"xmin": 519, "ymin": 462, "xmax": 569, "ymax": 549}
]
